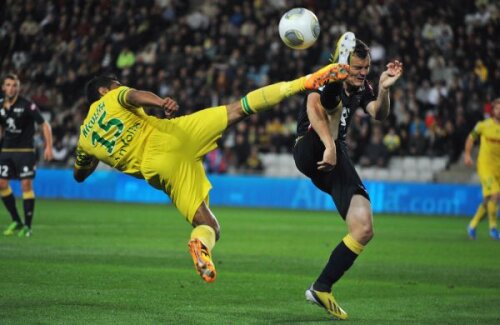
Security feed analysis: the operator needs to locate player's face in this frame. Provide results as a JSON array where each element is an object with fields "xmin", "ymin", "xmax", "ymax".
[
  {"xmin": 2, "ymin": 78, "xmax": 20, "ymax": 99},
  {"xmin": 346, "ymin": 55, "xmax": 371, "ymax": 88}
]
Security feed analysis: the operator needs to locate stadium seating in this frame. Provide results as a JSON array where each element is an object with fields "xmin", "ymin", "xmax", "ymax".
[
  {"xmin": 260, "ymin": 153, "xmax": 448, "ymax": 183},
  {"xmin": 1, "ymin": 0, "xmax": 495, "ymax": 184}
]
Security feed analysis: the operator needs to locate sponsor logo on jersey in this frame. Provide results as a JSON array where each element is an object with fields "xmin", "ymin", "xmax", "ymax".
[{"xmin": 112, "ymin": 121, "xmax": 141, "ymax": 162}]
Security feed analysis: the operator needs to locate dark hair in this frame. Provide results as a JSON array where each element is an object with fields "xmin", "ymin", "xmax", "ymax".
[
  {"xmin": 351, "ymin": 39, "xmax": 370, "ymax": 60},
  {"xmin": 85, "ymin": 75, "xmax": 119, "ymax": 104}
]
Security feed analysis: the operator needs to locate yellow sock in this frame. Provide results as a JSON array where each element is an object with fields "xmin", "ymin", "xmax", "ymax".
[
  {"xmin": 487, "ymin": 200, "xmax": 498, "ymax": 229},
  {"xmin": 190, "ymin": 225, "xmax": 216, "ymax": 251},
  {"xmin": 0, "ymin": 186, "xmax": 13, "ymax": 197},
  {"xmin": 469, "ymin": 203, "xmax": 486, "ymax": 228},
  {"xmin": 22, "ymin": 190, "xmax": 35, "ymax": 199},
  {"xmin": 342, "ymin": 234, "xmax": 364, "ymax": 255},
  {"xmin": 240, "ymin": 77, "xmax": 306, "ymax": 115}
]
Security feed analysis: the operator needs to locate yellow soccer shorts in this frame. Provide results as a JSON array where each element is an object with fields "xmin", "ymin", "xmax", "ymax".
[
  {"xmin": 141, "ymin": 106, "xmax": 228, "ymax": 222},
  {"xmin": 478, "ymin": 165, "xmax": 500, "ymax": 197}
]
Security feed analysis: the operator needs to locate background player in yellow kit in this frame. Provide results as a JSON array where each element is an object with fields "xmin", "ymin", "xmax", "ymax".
[
  {"xmin": 464, "ymin": 98, "xmax": 500, "ymax": 240},
  {"xmin": 73, "ymin": 63, "xmax": 349, "ymax": 282}
]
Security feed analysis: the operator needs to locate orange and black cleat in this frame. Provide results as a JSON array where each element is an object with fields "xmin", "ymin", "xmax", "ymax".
[
  {"xmin": 188, "ymin": 238, "xmax": 217, "ymax": 283},
  {"xmin": 304, "ymin": 63, "xmax": 350, "ymax": 90}
]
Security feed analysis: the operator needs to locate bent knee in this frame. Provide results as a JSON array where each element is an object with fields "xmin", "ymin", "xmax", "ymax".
[
  {"xmin": 350, "ymin": 217, "xmax": 374, "ymax": 245},
  {"xmin": 355, "ymin": 224, "xmax": 373, "ymax": 244},
  {"xmin": 21, "ymin": 183, "xmax": 33, "ymax": 192},
  {"xmin": 363, "ymin": 226, "xmax": 374, "ymax": 242},
  {"xmin": 0, "ymin": 179, "xmax": 10, "ymax": 190}
]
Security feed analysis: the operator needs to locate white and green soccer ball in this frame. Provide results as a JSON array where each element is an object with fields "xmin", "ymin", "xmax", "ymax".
[{"xmin": 279, "ymin": 8, "xmax": 320, "ymax": 50}]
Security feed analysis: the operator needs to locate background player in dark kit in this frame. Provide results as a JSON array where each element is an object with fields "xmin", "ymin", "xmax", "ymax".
[{"xmin": 0, "ymin": 74, "xmax": 53, "ymax": 237}]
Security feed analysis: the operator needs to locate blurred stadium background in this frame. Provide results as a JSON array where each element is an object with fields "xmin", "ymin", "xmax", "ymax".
[
  {"xmin": 1, "ymin": 0, "xmax": 499, "ymax": 323},
  {"xmin": 1, "ymin": 0, "xmax": 498, "ymax": 214},
  {"xmin": 1, "ymin": 0, "xmax": 498, "ymax": 182}
]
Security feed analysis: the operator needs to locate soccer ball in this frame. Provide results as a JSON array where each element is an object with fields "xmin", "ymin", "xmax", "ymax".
[{"xmin": 278, "ymin": 8, "xmax": 320, "ymax": 50}]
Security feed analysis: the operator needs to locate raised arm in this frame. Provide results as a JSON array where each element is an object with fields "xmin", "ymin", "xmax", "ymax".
[
  {"xmin": 126, "ymin": 90, "xmax": 179, "ymax": 118},
  {"xmin": 307, "ymin": 92, "xmax": 336, "ymax": 171},
  {"xmin": 366, "ymin": 60, "xmax": 403, "ymax": 121}
]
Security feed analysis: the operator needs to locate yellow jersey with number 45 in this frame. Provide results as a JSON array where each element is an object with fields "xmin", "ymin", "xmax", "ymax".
[
  {"xmin": 471, "ymin": 118, "xmax": 500, "ymax": 172},
  {"xmin": 75, "ymin": 86, "xmax": 157, "ymax": 178}
]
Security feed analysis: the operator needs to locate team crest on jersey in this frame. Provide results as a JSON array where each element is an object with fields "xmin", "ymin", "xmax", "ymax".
[
  {"xmin": 6, "ymin": 117, "xmax": 17, "ymax": 131},
  {"xmin": 340, "ymin": 106, "xmax": 350, "ymax": 127}
]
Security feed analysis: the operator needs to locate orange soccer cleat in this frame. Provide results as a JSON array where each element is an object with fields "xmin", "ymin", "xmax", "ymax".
[
  {"xmin": 304, "ymin": 63, "xmax": 350, "ymax": 90},
  {"xmin": 188, "ymin": 238, "xmax": 217, "ymax": 283}
]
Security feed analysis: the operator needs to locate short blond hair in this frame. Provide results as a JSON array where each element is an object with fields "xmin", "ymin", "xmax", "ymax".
[{"xmin": 3, "ymin": 73, "xmax": 20, "ymax": 85}]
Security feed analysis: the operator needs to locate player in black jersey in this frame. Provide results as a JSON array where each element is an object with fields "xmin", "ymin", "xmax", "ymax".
[
  {"xmin": 294, "ymin": 32, "xmax": 403, "ymax": 319},
  {"xmin": 0, "ymin": 74, "xmax": 53, "ymax": 237}
]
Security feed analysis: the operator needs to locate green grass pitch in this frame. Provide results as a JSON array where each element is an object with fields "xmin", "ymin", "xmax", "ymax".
[{"xmin": 0, "ymin": 200, "xmax": 499, "ymax": 324}]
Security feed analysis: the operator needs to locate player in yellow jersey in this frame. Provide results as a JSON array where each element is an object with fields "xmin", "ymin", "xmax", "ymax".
[
  {"xmin": 73, "ymin": 63, "xmax": 349, "ymax": 282},
  {"xmin": 464, "ymin": 98, "xmax": 500, "ymax": 240}
]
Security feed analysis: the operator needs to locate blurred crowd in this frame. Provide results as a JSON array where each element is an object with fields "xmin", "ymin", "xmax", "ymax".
[{"xmin": 0, "ymin": 0, "xmax": 498, "ymax": 174}]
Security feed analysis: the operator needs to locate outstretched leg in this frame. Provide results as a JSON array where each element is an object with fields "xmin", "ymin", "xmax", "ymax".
[{"xmin": 225, "ymin": 63, "xmax": 349, "ymax": 126}]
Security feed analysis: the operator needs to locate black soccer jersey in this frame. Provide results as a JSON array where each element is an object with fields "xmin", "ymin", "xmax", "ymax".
[
  {"xmin": 297, "ymin": 80, "xmax": 377, "ymax": 141},
  {"xmin": 0, "ymin": 95, "xmax": 45, "ymax": 149}
]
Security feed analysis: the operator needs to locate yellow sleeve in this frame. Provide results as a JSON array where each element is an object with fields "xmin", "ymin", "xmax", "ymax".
[
  {"xmin": 470, "ymin": 121, "xmax": 484, "ymax": 140},
  {"xmin": 116, "ymin": 86, "xmax": 138, "ymax": 110}
]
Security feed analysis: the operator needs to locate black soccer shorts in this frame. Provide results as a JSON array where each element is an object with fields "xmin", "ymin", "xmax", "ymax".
[
  {"xmin": 293, "ymin": 131, "xmax": 370, "ymax": 219},
  {"xmin": 0, "ymin": 151, "xmax": 37, "ymax": 179}
]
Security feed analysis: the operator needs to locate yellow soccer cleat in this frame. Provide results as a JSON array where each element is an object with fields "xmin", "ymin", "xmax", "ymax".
[
  {"xmin": 304, "ymin": 63, "xmax": 350, "ymax": 90},
  {"xmin": 305, "ymin": 286, "xmax": 348, "ymax": 320},
  {"xmin": 331, "ymin": 31, "xmax": 356, "ymax": 64},
  {"xmin": 188, "ymin": 238, "xmax": 216, "ymax": 283}
]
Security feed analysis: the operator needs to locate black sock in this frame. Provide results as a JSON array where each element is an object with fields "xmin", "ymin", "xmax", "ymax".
[
  {"xmin": 23, "ymin": 198, "xmax": 35, "ymax": 228},
  {"xmin": 2, "ymin": 194, "xmax": 22, "ymax": 224},
  {"xmin": 313, "ymin": 241, "xmax": 358, "ymax": 292}
]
